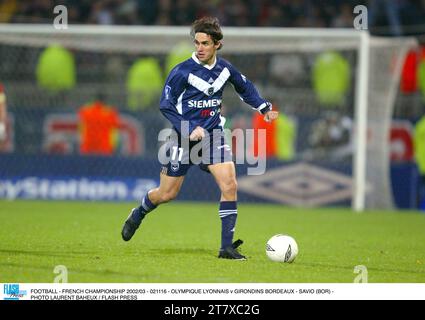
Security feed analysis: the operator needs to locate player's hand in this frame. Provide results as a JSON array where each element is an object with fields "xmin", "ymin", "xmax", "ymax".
[
  {"xmin": 0, "ymin": 122, "xmax": 6, "ymax": 142},
  {"xmin": 189, "ymin": 126, "xmax": 205, "ymax": 141},
  {"xmin": 264, "ymin": 110, "xmax": 279, "ymax": 123}
]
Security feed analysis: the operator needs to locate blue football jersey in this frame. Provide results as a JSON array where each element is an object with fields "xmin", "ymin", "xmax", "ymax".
[{"xmin": 160, "ymin": 53, "xmax": 271, "ymax": 136}]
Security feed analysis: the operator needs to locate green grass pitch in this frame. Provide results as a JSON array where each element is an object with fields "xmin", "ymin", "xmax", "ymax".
[{"xmin": 0, "ymin": 200, "xmax": 424, "ymax": 283}]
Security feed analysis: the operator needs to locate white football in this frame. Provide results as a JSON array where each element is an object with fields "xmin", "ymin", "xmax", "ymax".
[{"xmin": 266, "ymin": 234, "xmax": 298, "ymax": 263}]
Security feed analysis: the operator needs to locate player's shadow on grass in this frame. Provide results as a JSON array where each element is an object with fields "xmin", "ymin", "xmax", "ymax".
[
  {"xmin": 146, "ymin": 248, "xmax": 212, "ymax": 256},
  {"xmin": 0, "ymin": 248, "xmax": 95, "ymax": 259},
  {"xmin": 0, "ymin": 261, "xmax": 151, "ymax": 280}
]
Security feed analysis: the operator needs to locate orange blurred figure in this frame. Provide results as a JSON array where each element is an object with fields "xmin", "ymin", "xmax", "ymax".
[
  {"xmin": 252, "ymin": 110, "xmax": 277, "ymax": 158},
  {"xmin": 78, "ymin": 100, "xmax": 120, "ymax": 155}
]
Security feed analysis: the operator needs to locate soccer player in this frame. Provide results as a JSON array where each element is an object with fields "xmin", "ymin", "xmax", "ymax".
[
  {"xmin": 121, "ymin": 17, "xmax": 278, "ymax": 260},
  {"xmin": 0, "ymin": 84, "xmax": 7, "ymax": 143}
]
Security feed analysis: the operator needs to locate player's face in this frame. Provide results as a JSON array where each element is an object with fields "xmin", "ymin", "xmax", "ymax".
[{"xmin": 194, "ymin": 33, "xmax": 219, "ymax": 65}]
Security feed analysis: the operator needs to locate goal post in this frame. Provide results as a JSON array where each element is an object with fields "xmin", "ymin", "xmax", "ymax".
[{"xmin": 0, "ymin": 24, "xmax": 417, "ymax": 210}]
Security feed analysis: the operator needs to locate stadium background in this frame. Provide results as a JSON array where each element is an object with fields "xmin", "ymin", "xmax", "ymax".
[
  {"xmin": 0, "ymin": 1, "xmax": 425, "ymax": 284},
  {"xmin": 1, "ymin": 0, "xmax": 425, "ymax": 209}
]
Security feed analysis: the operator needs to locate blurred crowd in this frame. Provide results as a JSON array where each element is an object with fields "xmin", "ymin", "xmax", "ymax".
[{"xmin": 2, "ymin": 0, "xmax": 425, "ymax": 35}]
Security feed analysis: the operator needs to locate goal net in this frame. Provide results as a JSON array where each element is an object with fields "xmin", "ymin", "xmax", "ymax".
[{"xmin": 0, "ymin": 24, "xmax": 417, "ymax": 210}]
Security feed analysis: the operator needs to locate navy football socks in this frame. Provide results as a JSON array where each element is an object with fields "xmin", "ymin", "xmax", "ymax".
[
  {"xmin": 219, "ymin": 201, "xmax": 237, "ymax": 249},
  {"xmin": 133, "ymin": 193, "xmax": 157, "ymax": 224}
]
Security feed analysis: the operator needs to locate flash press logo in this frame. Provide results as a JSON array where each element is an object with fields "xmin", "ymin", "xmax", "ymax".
[{"xmin": 3, "ymin": 284, "xmax": 27, "ymax": 300}]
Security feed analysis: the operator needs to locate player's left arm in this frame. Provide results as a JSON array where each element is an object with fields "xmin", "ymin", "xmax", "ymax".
[
  {"xmin": 263, "ymin": 109, "xmax": 279, "ymax": 123},
  {"xmin": 227, "ymin": 62, "xmax": 278, "ymax": 122}
]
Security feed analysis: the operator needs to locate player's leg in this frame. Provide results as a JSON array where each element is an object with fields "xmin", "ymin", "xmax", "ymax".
[
  {"xmin": 208, "ymin": 161, "xmax": 245, "ymax": 260},
  {"xmin": 147, "ymin": 172, "xmax": 185, "ymax": 205},
  {"xmin": 135, "ymin": 172, "xmax": 185, "ymax": 220},
  {"xmin": 122, "ymin": 130, "xmax": 192, "ymax": 241},
  {"xmin": 121, "ymin": 173, "xmax": 185, "ymax": 241},
  {"xmin": 208, "ymin": 161, "xmax": 237, "ymax": 201}
]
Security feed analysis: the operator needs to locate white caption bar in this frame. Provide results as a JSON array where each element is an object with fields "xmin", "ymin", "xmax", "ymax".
[{"xmin": 2, "ymin": 283, "xmax": 425, "ymax": 301}]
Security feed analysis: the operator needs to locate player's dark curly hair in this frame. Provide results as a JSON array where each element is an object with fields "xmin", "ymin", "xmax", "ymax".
[{"xmin": 190, "ymin": 17, "xmax": 223, "ymax": 50}]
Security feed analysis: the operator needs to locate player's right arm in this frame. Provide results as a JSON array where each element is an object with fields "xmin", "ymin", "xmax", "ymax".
[
  {"xmin": 160, "ymin": 67, "xmax": 197, "ymax": 138},
  {"xmin": 188, "ymin": 126, "xmax": 205, "ymax": 141},
  {"xmin": 0, "ymin": 84, "xmax": 7, "ymax": 142}
]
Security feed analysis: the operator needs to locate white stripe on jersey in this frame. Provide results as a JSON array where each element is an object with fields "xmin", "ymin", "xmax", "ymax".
[
  {"xmin": 213, "ymin": 68, "xmax": 231, "ymax": 92},
  {"xmin": 176, "ymin": 90, "xmax": 185, "ymax": 115},
  {"xmin": 257, "ymin": 102, "xmax": 270, "ymax": 113},
  {"xmin": 188, "ymin": 68, "xmax": 230, "ymax": 96}
]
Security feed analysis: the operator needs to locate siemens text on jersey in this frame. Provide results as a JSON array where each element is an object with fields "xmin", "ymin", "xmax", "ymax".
[{"xmin": 188, "ymin": 99, "xmax": 222, "ymax": 108}]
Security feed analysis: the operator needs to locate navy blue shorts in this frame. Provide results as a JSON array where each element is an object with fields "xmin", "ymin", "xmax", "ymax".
[{"xmin": 160, "ymin": 129, "xmax": 232, "ymax": 177}]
